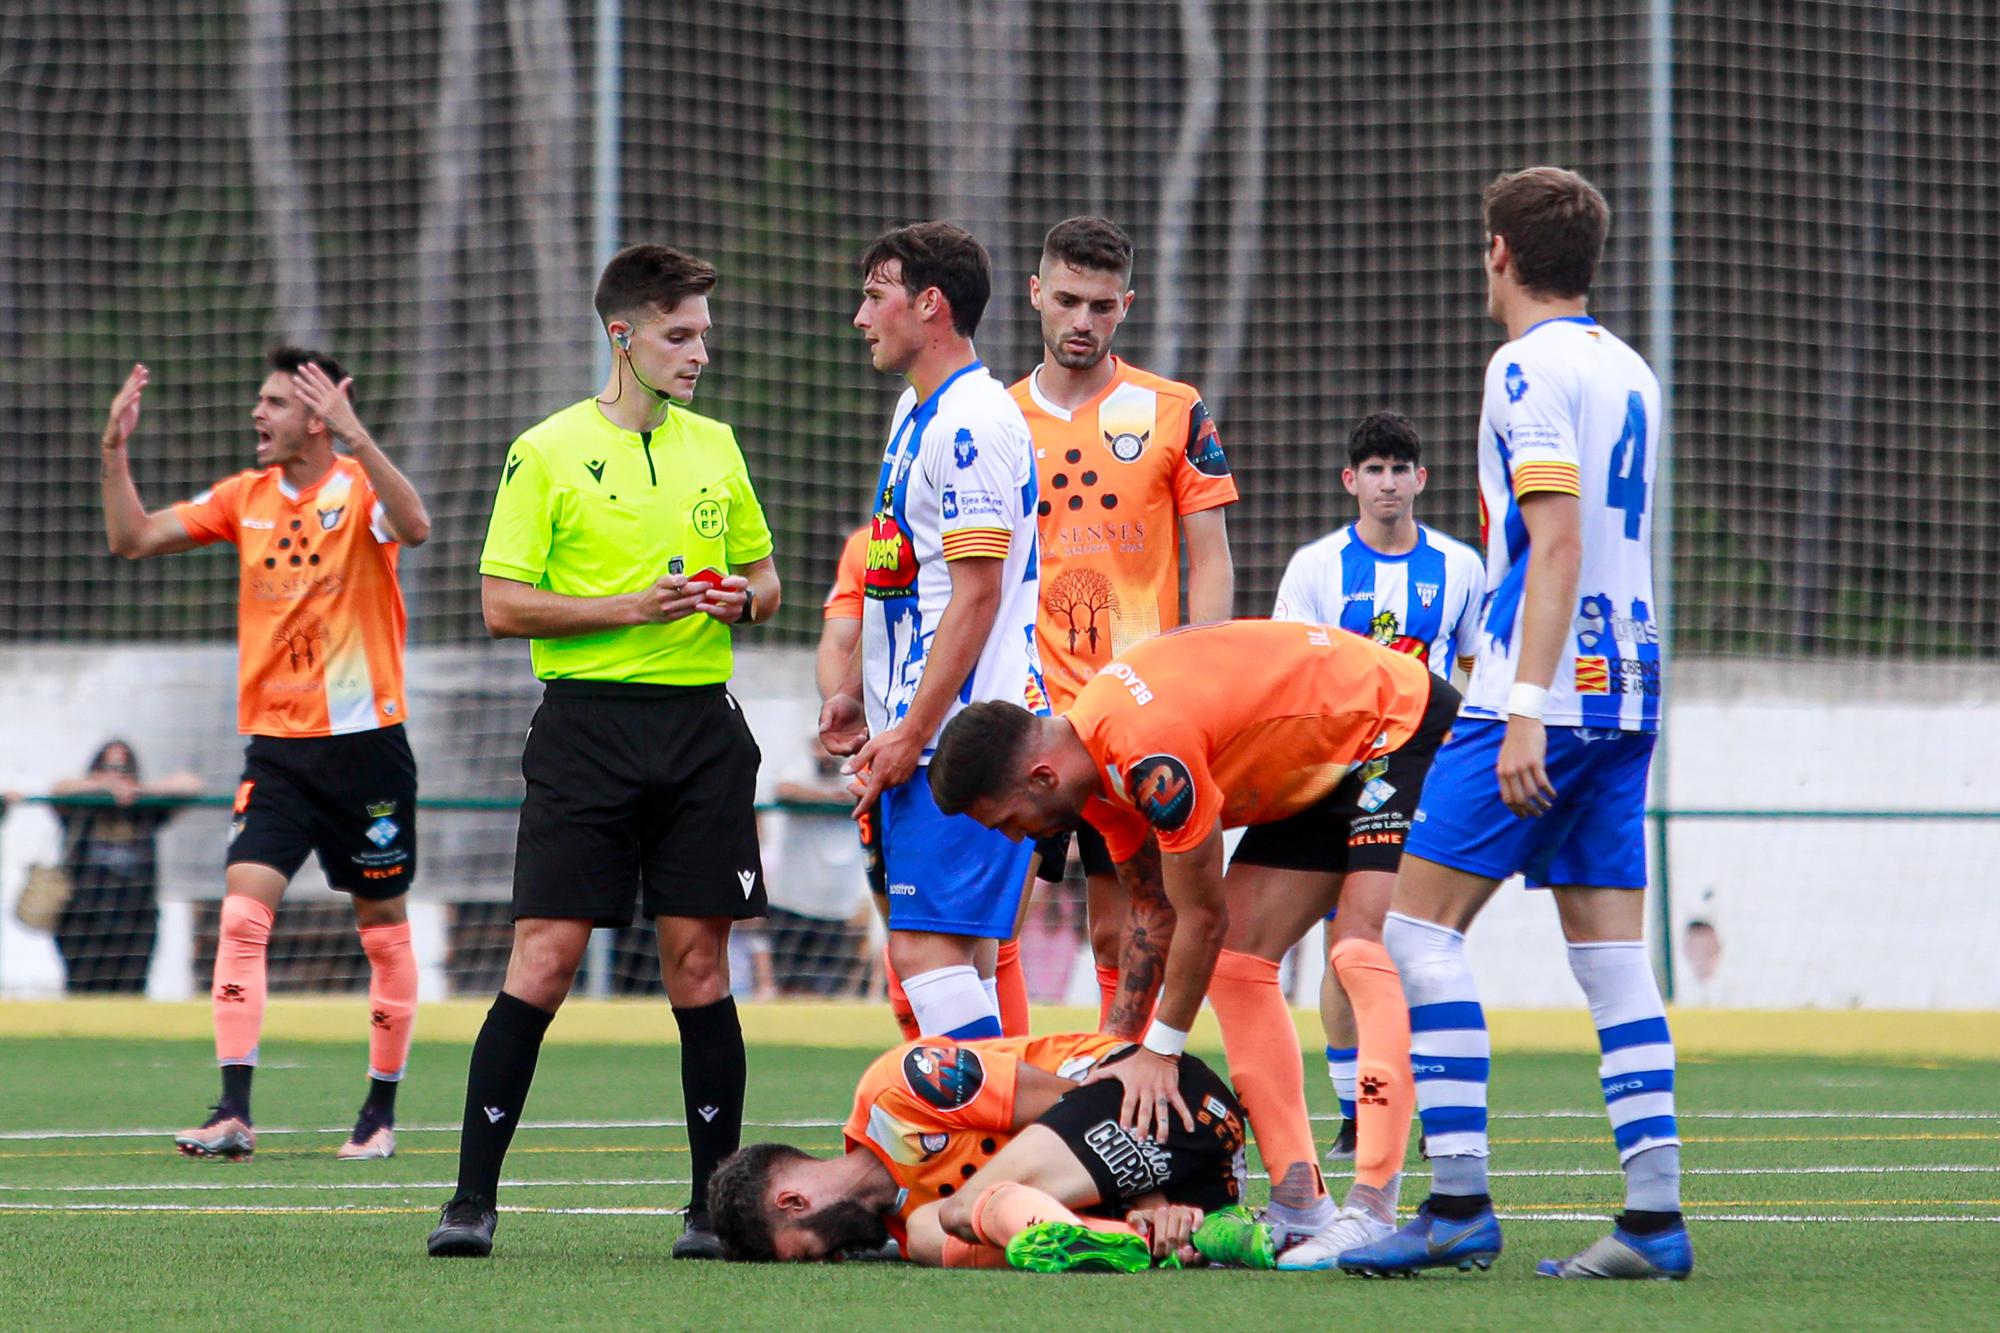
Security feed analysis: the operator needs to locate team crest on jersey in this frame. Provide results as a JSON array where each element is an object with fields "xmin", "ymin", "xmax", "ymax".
[
  {"xmin": 1128, "ymin": 754, "xmax": 1195, "ymax": 832},
  {"xmin": 941, "ymin": 487, "xmax": 959, "ymax": 520},
  {"xmin": 1415, "ymin": 581, "xmax": 1439, "ymax": 608},
  {"xmin": 1505, "ymin": 362, "xmax": 1529, "ymax": 403},
  {"xmin": 952, "ymin": 428, "xmax": 978, "ymax": 469},
  {"xmin": 692, "ymin": 499, "xmax": 725, "ymax": 538},
  {"xmin": 919, "ymin": 1132, "xmax": 949, "ymax": 1156},
  {"xmin": 366, "ymin": 800, "xmax": 397, "ymax": 818},
  {"xmin": 1105, "ymin": 428, "xmax": 1148, "ymax": 463},
  {"xmin": 316, "ymin": 505, "xmax": 345, "ymax": 531},
  {"xmin": 903, "ymin": 1045, "xmax": 985, "ymax": 1110}
]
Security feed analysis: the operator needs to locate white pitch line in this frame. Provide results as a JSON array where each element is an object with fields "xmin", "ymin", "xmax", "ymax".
[
  {"xmin": 8, "ymin": 1109, "xmax": 1996, "ymax": 1142},
  {"xmin": 1495, "ymin": 1211, "xmax": 2000, "ymax": 1225}
]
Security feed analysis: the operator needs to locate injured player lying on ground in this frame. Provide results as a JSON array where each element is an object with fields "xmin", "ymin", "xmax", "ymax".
[{"xmin": 707, "ymin": 1033, "xmax": 1281, "ymax": 1271}]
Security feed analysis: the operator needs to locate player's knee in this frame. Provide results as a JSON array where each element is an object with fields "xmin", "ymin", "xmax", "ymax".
[{"xmin": 352, "ymin": 894, "xmax": 407, "ymax": 929}]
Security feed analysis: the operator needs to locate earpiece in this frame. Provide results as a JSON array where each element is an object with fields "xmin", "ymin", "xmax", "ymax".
[{"xmin": 614, "ymin": 330, "xmax": 631, "ymax": 351}]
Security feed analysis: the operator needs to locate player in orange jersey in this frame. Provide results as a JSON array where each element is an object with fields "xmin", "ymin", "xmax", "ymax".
[
  {"xmin": 707, "ymin": 1031, "xmax": 1248, "ymax": 1269},
  {"xmin": 930, "ymin": 620, "xmax": 1459, "ymax": 1266},
  {"xmin": 1012, "ymin": 217, "xmax": 1237, "ymax": 1028},
  {"xmin": 96, "ymin": 349, "xmax": 431, "ymax": 1163}
]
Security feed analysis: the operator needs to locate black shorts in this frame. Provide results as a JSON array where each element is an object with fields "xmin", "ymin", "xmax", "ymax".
[
  {"xmin": 228, "ymin": 726, "xmax": 418, "ymax": 899},
  {"xmin": 1038, "ymin": 1048, "xmax": 1248, "ymax": 1214},
  {"xmin": 1032, "ymin": 818, "xmax": 1115, "ymax": 882},
  {"xmin": 513, "ymin": 680, "xmax": 765, "ymax": 927},
  {"xmin": 857, "ymin": 806, "xmax": 887, "ymax": 900},
  {"xmin": 1232, "ymin": 674, "xmax": 1461, "ymax": 876}
]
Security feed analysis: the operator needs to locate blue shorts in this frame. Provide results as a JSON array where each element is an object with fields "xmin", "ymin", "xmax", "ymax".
[
  {"xmin": 1406, "ymin": 719, "xmax": 1656, "ymax": 889},
  {"xmin": 881, "ymin": 769, "xmax": 1033, "ymax": 937}
]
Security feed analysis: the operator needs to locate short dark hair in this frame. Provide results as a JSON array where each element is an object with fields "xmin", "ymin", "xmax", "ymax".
[
  {"xmin": 708, "ymin": 1143, "xmax": 810, "ymax": 1262},
  {"xmin": 1347, "ymin": 411, "xmax": 1422, "ymax": 469},
  {"xmin": 266, "ymin": 345, "xmax": 349, "ymax": 398},
  {"xmin": 859, "ymin": 222, "xmax": 991, "ymax": 337},
  {"xmin": 593, "ymin": 244, "xmax": 718, "ymax": 326},
  {"xmin": 1482, "ymin": 166, "xmax": 1609, "ymax": 299},
  {"xmin": 929, "ymin": 701, "xmax": 1040, "ymax": 816},
  {"xmin": 1042, "ymin": 216, "xmax": 1133, "ymax": 282}
]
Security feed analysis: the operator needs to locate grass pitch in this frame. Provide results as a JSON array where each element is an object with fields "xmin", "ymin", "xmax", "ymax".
[{"xmin": 1, "ymin": 1033, "xmax": 1995, "ymax": 1330}]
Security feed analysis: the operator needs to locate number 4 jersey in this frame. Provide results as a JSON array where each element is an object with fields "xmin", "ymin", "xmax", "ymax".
[{"xmin": 1465, "ymin": 315, "xmax": 1663, "ymax": 732}]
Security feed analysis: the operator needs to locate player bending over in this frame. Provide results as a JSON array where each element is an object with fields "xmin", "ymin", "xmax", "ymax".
[
  {"xmin": 708, "ymin": 1032, "xmax": 1270, "ymax": 1272},
  {"xmin": 931, "ymin": 618, "xmax": 1457, "ymax": 1267},
  {"xmin": 98, "ymin": 350, "xmax": 430, "ymax": 1163}
]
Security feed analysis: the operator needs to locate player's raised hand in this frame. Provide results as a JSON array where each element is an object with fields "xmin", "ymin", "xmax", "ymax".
[
  {"xmin": 291, "ymin": 361, "xmax": 366, "ymax": 444},
  {"xmin": 102, "ymin": 364, "xmax": 149, "ymax": 450},
  {"xmin": 1083, "ymin": 1047, "xmax": 1193, "ymax": 1143},
  {"xmin": 817, "ymin": 693, "xmax": 868, "ymax": 758},
  {"xmin": 631, "ymin": 573, "xmax": 709, "ymax": 624},
  {"xmin": 1497, "ymin": 714, "xmax": 1556, "ymax": 816}
]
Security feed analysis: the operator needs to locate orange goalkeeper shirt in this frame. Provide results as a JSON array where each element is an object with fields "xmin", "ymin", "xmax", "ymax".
[
  {"xmin": 174, "ymin": 456, "xmax": 408, "ymax": 737},
  {"xmin": 822, "ymin": 525, "xmax": 868, "ymax": 622},
  {"xmin": 843, "ymin": 1033, "xmax": 1126, "ymax": 1242},
  {"xmin": 1011, "ymin": 359, "xmax": 1238, "ymax": 710},
  {"xmin": 1062, "ymin": 620, "xmax": 1434, "ymax": 862}
]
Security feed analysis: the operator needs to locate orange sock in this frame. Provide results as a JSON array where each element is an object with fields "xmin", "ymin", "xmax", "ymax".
[
  {"xmin": 968, "ymin": 1181, "xmax": 1139, "ymax": 1246},
  {"xmin": 359, "ymin": 921, "xmax": 418, "ymax": 1082},
  {"xmin": 1208, "ymin": 948, "xmax": 1322, "ymax": 1209},
  {"xmin": 1330, "ymin": 937, "xmax": 1415, "ymax": 1190},
  {"xmin": 994, "ymin": 939, "xmax": 1029, "ymax": 1037},
  {"xmin": 939, "ymin": 1236, "xmax": 1012, "ymax": 1268},
  {"xmin": 884, "ymin": 947, "xmax": 919, "ymax": 1041},
  {"xmin": 1095, "ymin": 964, "xmax": 1120, "ymax": 1031},
  {"xmin": 212, "ymin": 895, "xmax": 274, "ymax": 1066}
]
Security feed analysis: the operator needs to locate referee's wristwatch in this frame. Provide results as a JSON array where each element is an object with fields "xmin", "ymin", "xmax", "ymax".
[{"xmin": 735, "ymin": 586, "xmax": 758, "ymax": 627}]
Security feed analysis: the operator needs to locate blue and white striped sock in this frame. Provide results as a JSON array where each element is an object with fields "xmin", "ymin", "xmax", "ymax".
[
  {"xmin": 1383, "ymin": 912, "xmax": 1489, "ymax": 1198},
  {"xmin": 1567, "ymin": 940, "xmax": 1682, "ymax": 1212},
  {"xmin": 901, "ymin": 963, "xmax": 1002, "ymax": 1040},
  {"xmin": 1325, "ymin": 1046, "xmax": 1358, "ymax": 1121}
]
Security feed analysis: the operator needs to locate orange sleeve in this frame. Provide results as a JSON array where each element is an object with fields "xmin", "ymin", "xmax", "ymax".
[
  {"xmin": 823, "ymin": 527, "xmax": 868, "ymax": 621},
  {"xmin": 1169, "ymin": 397, "xmax": 1239, "ymax": 515},
  {"xmin": 172, "ymin": 473, "xmax": 244, "ymax": 547},
  {"xmin": 875, "ymin": 1040, "xmax": 1020, "ymax": 1133},
  {"xmin": 1083, "ymin": 797, "xmax": 1151, "ymax": 866},
  {"xmin": 1079, "ymin": 683, "xmax": 1223, "ymax": 859}
]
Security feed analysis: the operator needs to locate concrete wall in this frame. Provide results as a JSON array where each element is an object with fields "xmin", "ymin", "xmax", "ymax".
[{"xmin": 4, "ymin": 647, "xmax": 1996, "ymax": 1007}]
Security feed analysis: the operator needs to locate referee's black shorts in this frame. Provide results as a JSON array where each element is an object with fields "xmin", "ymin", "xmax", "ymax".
[{"xmin": 513, "ymin": 680, "xmax": 766, "ymax": 927}]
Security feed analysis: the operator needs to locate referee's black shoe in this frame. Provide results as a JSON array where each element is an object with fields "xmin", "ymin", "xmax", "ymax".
[
  {"xmin": 427, "ymin": 1193, "xmax": 497, "ymax": 1257},
  {"xmin": 672, "ymin": 1207, "xmax": 726, "ymax": 1260}
]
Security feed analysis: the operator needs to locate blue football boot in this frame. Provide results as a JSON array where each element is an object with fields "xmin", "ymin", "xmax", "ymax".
[
  {"xmin": 1537, "ymin": 1221, "xmax": 1692, "ymax": 1280},
  {"xmin": 1336, "ymin": 1199, "xmax": 1502, "ymax": 1277}
]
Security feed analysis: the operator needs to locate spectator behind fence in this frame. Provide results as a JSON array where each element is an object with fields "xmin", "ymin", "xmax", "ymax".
[
  {"xmin": 48, "ymin": 740, "xmax": 201, "ymax": 994},
  {"xmin": 767, "ymin": 736, "xmax": 871, "ymax": 996}
]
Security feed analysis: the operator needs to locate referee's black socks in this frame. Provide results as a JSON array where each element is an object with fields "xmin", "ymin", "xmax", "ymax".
[
  {"xmin": 455, "ymin": 991, "xmax": 556, "ymax": 1202},
  {"xmin": 673, "ymin": 996, "xmax": 745, "ymax": 1216}
]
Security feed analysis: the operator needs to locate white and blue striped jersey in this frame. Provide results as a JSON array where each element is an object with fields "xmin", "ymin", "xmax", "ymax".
[
  {"xmin": 1463, "ymin": 315, "xmax": 1662, "ymax": 731},
  {"xmin": 861, "ymin": 361, "xmax": 1048, "ymax": 756},
  {"xmin": 1272, "ymin": 524, "xmax": 1485, "ymax": 676}
]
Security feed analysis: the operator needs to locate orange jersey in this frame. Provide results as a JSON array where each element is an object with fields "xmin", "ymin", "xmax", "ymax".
[
  {"xmin": 174, "ymin": 457, "xmax": 408, "ymax": 737},
  {"xmin": 843, "ymin": 1033, "xmax": 1126, "ymax": 1242},
  {"xmin": 1063, "ymin": 620, "xmax": 1435, "ymax": 861},
  {"xmin": 1011, "ymin": 359, "xmax": 1238, "ymax": 709},
  {"xmin": 822, "ymin": 525, "xmax": 868, "ymax": 622}
]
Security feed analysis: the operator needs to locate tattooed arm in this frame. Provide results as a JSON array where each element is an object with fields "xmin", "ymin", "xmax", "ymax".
[{"xmin": 1104, "ymin": 837, "xmax": 1172, "ymax": 1038}]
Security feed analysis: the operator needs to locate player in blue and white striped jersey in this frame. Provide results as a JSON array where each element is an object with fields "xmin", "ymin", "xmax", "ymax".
[
  {"xmin": 1270, "ymin": 410, "xmax": 1483, "ymax": 1164},
  {"xmin": 1340, "ymin": 168, "xmax": 1689, "ymax": 1282}
]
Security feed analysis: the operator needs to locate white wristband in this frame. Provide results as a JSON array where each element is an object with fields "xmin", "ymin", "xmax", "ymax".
[
  {"xmin": 1141, "ymin": 1020, "xmax": 1189, "ymax": 1059},
  {"xmin": 1506, "ymin": 682, "xmax": 1549, "ymax": 720}
]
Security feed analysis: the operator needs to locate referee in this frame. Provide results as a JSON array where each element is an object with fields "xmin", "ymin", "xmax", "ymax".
[{"xmin": 429, "ymin": 245, "xmax": 781, "ymax": 1260}]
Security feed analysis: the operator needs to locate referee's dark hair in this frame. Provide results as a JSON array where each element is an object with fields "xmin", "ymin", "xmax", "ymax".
[
  {"xmin": 860, "ymin": 221, "xmax": 991, "ymax": 337},
  {"xmin": 1347, "ymin": 410, "xmax": 1422, "ymax": 470},
  {"xmin": 707, "ymin": 1142, "xmax": 809, "ymax": 1261},
  {"xmin": 267, "ymin": 345, "xmax": 349, "ymax": 399},
  {"xmin": 594, "ymin": 244, "xmax": 718, "ymax": 326},
  {"xmin": 1042, "ymin": 216, "xmax": 1134, "ymax": 282},
  {"xmin": 929, "ymin": 701, "xmax": 1039, "ymax": 816}
]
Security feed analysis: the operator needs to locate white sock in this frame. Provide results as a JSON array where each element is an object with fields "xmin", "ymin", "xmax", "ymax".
[{"xmin": 900, "ymin": 964, "xmax": 1001, "ymax": 1040}]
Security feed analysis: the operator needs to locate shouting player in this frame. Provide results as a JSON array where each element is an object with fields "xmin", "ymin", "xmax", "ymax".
[
  {"xmin": 97, "ymin": 350, "xmax": 430, "ymax": 1162},
  {"xmin": 708, "ymin": 1031, "xmax": 1254, "ymax": 1272},
  {"xmin": 930, "ymin": 619, "xmax": 1457, "ymax": 1266},
  {"xmin": 1272, "ymin": 410, "xmax": 1482, "ymax": 1160},
  {"xmin": 1337, "ymin": 167, "xmax": 1687, "ymax": 1280},
  {"xmin": 818, "ymin": 222, "xmax": 1045, "ymax": 1042},
  {"xmin": 1012, "ymin": 217, "xmax": 1237, "ymax": 1027}
]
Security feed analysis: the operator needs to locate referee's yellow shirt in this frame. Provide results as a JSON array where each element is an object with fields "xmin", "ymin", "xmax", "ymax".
[{"xmin": 479, "ymin": 398, "xmax": 774, "ymax": 685}]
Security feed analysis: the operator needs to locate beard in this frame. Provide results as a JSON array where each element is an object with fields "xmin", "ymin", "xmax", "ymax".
[
  {"xmin": 802, "ymin": 1199, "xmax": 891, "ymax": 1258},
  {"xmin": 1045, "ymin": 336, "xmax": 1106, "ymax": 371}
]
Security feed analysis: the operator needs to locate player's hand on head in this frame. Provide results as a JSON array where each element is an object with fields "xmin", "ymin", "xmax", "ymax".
[
  {"xmin": 818, "ymin": 694, "xmax": 868, "ymax": 758},
  {"xmin": 291, "ymin": 362, "xmax": 363, "ymax": 441},
  {"xmin": 102, "ymin": 364, "xmax": 148, "ymax": 449},
  {"xmin": 1085, "ymin": 1047, "xmax": 1192, "ymax": 1143},
  {"xmin": 1497, "ymin": 715, "xmax": 1556, "ymax": 817}
]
